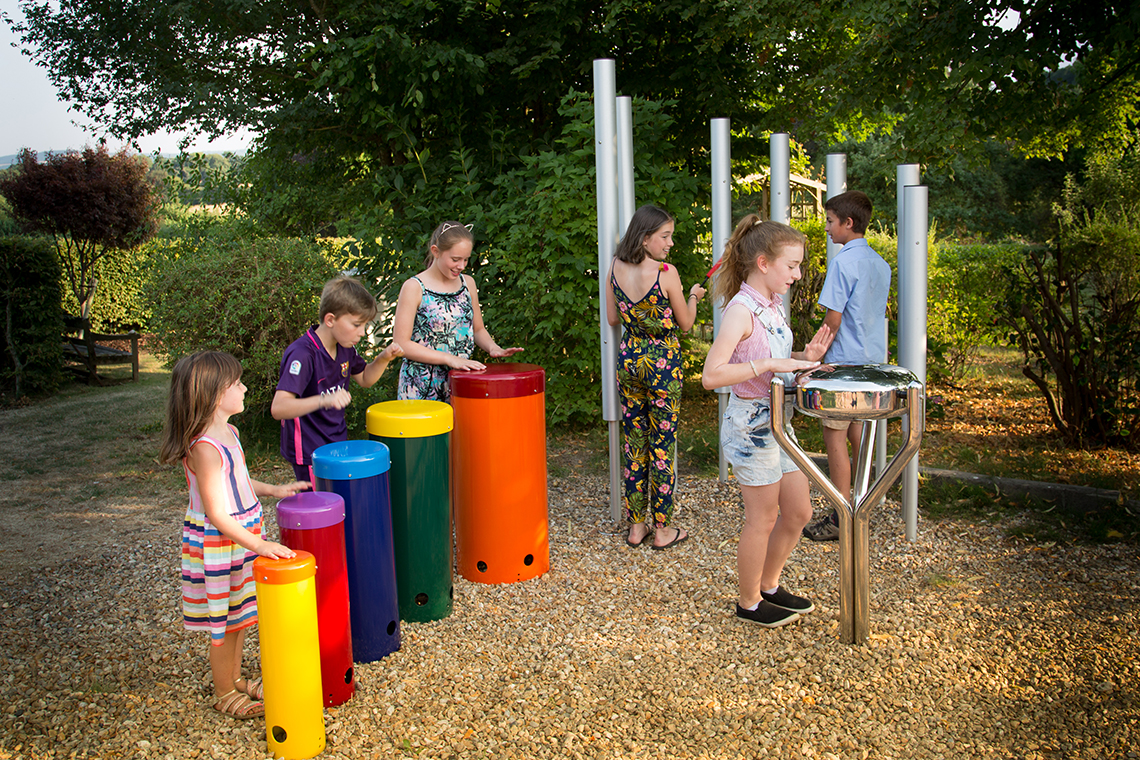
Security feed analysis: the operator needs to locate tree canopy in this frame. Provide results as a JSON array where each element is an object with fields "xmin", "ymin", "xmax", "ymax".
[
  {"xmin": 9, "ymin": 0, "xmax": 1137, "ymax": 167},
  {"xmin": 0, "ymin": 146, "xmax": 159, "ymax": 308}
]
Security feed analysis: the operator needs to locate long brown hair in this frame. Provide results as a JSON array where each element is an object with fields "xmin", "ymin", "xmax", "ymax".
[
  {"xmin": 614, "ymin": 205, "xmax": 673, "ymax": 264},
  {"xmin": 159, "ymin": 351, "xmax": 243, "ymax": 464},
  {"xmin": 713, "ymin": 215, "xmax": 807, "ymax": 304}
]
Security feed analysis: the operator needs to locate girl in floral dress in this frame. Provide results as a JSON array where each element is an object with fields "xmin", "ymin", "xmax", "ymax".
[
  {"xmin": 394, "ymin": 221, "xmax": 522, "ymax": 402},
  {"xmin": 606, "ymin": 205, "xmax": 706, "ymax": 550}
]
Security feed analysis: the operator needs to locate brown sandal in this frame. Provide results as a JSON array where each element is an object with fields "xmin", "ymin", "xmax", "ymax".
[
  {"xmin": 234, "ymin": 677, "xmax": 264, "ymax": 701},
  {"xmin": 213, "ymin": 688, "xmax": 264, "ymax": 719}
]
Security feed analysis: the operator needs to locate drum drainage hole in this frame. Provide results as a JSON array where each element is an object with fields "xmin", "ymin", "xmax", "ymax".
[
  {"xmin": 477, "ymin": 561, "xmax": 488, "ymax": 573},
  {"xmin": 524, "ymin": 554, "xmax": 534, "ymax": 566},
  {"xmin": 415, "ymin": 593, "xmax": 429, "ymax": 606},
  {"xmin": 272, "ymin": 726, "xmax": 287, "ymax": 743},
  {"xmin": 387, "ymin": 621, "xmax": 397, "ymax": 635},
  {"xmin": 345, "ymin": 666, "xmax": 354, "ymax": 684}
]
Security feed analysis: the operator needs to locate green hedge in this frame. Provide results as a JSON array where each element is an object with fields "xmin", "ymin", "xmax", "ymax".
[
  {"xmin": 59, "ymin": 244, "xmax": 153, "ymax": 331},
  {"xmin": 0, "ymin": 235, "xmax": 64, "ymax": 400},
  {"xmin": 144, "ymin": 233, "xmax": 342, "ymax": 438}
]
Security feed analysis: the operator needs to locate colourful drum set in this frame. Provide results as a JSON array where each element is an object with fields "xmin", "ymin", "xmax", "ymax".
[{"xmin": 253, "ymin": 363, "xmax": 547, "ymax": 759}]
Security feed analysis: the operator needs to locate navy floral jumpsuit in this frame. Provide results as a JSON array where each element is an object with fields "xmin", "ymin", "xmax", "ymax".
[{"xmin": 612, "ymin": 263, "xmax": 684, "ymax": 528}]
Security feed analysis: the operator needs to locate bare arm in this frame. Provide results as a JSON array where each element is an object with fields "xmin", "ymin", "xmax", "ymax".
[
  {"xmin": 661, "ymin": 265, "xmax": 706, "ymax": 332},
  {"xmin": 271, "ymin": 388, "xmax": 351, "ymax": 420},
  {"xmin": 354, "ymin": 342, "xmax": 404, "ymax": 388},
  {"xmin": 605, "ymin": 261, "xmax": 620, "ymax": 327},
  {"xmin": 702, "ymin": 304, "xmax": 820, "ymax": 389},
  {"xmin": 187, "ymin": 443, "xmax": 295, "ymax": 559}
]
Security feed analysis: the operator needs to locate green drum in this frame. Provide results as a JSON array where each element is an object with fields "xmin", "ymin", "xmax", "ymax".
[{"xmin": 366, "ymin": 400, "xmax": 454, "ymax": 622}]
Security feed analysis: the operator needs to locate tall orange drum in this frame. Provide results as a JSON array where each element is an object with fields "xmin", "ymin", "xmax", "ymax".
[{"xmin": 450, "ymin": 363, "xmax": 548, "ymax": 584}]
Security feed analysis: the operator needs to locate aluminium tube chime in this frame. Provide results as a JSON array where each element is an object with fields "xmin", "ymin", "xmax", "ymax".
[
  {"xmin": 710, "ymin": 118, "xmax": 732, "ymax": 483},
  {"xmin": 593, "ymin": 59, "xmax": 622, "ymax": 522},
  {"xmin": 898, "ymin": 181, "xmax": 928, "ymax": 542},
  {"xmin": 769, "ymin": 134, "xmax": 791, "ymax": 321}
]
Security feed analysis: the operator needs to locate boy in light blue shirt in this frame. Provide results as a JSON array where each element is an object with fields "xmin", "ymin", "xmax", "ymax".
[{"xmin": 804, "ymin": 191, "xmax": 891, "ymax": 541}]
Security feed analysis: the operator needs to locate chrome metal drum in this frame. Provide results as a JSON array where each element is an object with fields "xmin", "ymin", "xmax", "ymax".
[
  {"xmin": 770, "ymin": 364, "xmax": 925, "ymax": 645},
  {"xmin": 794, "ymin": 364, "xmax": 919, "ymax": 421}
]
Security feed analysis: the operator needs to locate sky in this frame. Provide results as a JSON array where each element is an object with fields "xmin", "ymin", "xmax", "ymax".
[{"xmin": 0, "ymin": 0, "xmax": 251, "ymax": 157}]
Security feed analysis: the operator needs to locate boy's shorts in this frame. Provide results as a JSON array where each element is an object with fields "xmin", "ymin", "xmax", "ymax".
[
  {"xmin": 821, "ymin": 418, "xmax": 853, "ymax": 431},
  {"xmin": 721, "ymin": 394, "xmax": 800, "ymax": 487},
  {"xmin": 291, "ymin": 463, "xmax": 314, "ymax": 484}
]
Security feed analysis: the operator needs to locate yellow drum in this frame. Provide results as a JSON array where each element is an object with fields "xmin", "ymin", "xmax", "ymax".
[{"xmin": 253, "ymin": 551, "xmax": 326, "ymax": 759}]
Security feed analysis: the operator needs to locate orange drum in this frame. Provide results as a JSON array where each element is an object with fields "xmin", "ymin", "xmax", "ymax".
[{"xmin": 450, "ymin": 363, "xmax": 548, "ymax": 584}]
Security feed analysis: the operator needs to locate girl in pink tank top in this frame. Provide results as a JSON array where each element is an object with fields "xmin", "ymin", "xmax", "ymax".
[{"xmin": 701, "ymin": 217, "xmax": 832, "ymax": 629}]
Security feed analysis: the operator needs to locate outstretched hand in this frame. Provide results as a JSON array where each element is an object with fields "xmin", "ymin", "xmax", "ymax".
[
  {"xmin": 768, "ymin": 357, "xmax": 822, "ymax": 374},
  {"xmin": 272, "ymin": 481, "xmax": 311, "ymax": 499},
  {"xmin": 449, "ymin": 356, "xmax": 487, "ymax": 371},
  {"xmin": 801, "ymin": 323, "xmax": 835, "ymax": 363},
  {"xmin": 255, "ymin": 540, "xmax": 296, "ymax": 560},
  {"xmin": 489, "ymin": 346, "xmax": 524, "ymax": 358}
]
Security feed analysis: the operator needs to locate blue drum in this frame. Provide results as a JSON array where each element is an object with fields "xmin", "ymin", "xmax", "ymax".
[{"xmin": 311, "ymin": 440, "xmax": 400, "ymax": 662}]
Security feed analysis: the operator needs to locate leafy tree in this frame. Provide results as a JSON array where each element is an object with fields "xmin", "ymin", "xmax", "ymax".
[
  {"xmin": 0, "ymin": 147, "xmax": 159, "ymax": 310},
  {"xmin": 1001, "ymin": 152, "xmax": 1140, "ymax": 450},
  {"xmin": 803, "ymin": 0, "xmax": 1140, "ymax": 161}
]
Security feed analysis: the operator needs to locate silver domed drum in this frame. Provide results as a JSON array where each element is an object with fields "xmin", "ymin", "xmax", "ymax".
[
  {"xmin": 770, "ymin": 364, "xmax": 925, "ymax": 645},
  {"xmin": 794, "ymin": 364, "xmax": 919, "ymax": 421}
]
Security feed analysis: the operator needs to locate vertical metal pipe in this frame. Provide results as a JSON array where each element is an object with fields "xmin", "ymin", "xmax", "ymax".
[
  {"xmin": 711, "ymin": 118, "xmax": 732, "ymax": 482},
  {"xmin": 770, "ymin": 133, "xmax": 790, "ymax": 320},
  {"xmin": 617, "ymin": 97, "xmax": 635, "ymax": 232},
  {"xmin": 899, "ymin": 183, "xmax": 928, "ymax": 542},
  {"xmin": 770, "ymin": 134, "xmax": 790, "ymax": 224},
  {"xmin": 825, "ymin": 153, "xmax": 846, "ymax": 264},
  {"xmin": 895, "ymin": 165, "xmax": 920, "ymax": 517},
  {"xmin": 594, "ymin": 59, "xmax": 622, "ymax": 522}
]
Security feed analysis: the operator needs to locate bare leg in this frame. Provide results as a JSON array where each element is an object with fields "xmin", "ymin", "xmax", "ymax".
[
  {"xmin": 209, "ymin": 630, "xmax": 241, "ymax": 698},
  {"xmin": 737, "ymin": 481, "xmax": 781, "ymax": 609},
  {"xmin": 761, "ymin": 471, "xmax": 813, "ymax": 590}
]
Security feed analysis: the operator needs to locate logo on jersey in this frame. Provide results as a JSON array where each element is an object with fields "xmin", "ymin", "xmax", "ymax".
[
  {"xmin": 341, "ymin": 361, "xmax": 350, "ymax": 378},
  {"xmin": 289, "ymin": 360, "xmax": 302, "ymax": 376}
]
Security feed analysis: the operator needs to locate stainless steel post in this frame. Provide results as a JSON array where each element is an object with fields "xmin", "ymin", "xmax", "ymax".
[
  {"xmin": 899, "ymin": 184, "xmax": 928, "ymax": 541},
  {"xmin": 770, "ymin": 134, "xmax": 791, "ymax": 321},
  {"xmin": 825, "ymin": 153, "xmax": 846, "ymax": 264},
  {"xmin": 893, "ymin": 165, "xmax": 921, "ymax": 535},
  {"xmin": 594, "ymin": 59, "xmax": 621, "ymax": 522},
  {"xmin": 770, "ymin": 368, "xmax": 924, "ymax": 644},
  {"xmin": 711, "ymin": 118, "xmax": 732, "ymax": 482}
]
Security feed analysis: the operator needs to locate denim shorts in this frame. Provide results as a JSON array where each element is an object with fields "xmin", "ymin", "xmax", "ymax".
[{"xmin": 721, "ymin": 394, "xmax": 800, "ymax": 487}]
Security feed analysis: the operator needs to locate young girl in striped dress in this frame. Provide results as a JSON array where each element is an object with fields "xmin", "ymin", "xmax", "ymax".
[{"xmin": 160, "ymin": 351, "xmax": 310, "ymax": 719}]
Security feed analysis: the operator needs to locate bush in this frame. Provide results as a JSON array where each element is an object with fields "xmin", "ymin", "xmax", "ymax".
[
  {"xmin": 1000, "ymin": 153, "xmax": 1140, "ymax": 450},
  {"xmin": 0, "ymin": 235, "xmax": 64, "ymax": 400},
  {"xmin": 0, "ymin": 147, "xmax": 159, "ymax": 311},
  {"xmin": 928, "ymin": 243, "xmax": 1021, "ymax": 383},
  {"xmin": 59, "ymin": 243, "xmax": 153, "ymax": 332},
  {"xmin": 145, "ymin": 232, "xmax": 342, "ymax": 437},
  {"xmin": 348, "ymin": 92, "xmax": 707, "ymax": 428}
]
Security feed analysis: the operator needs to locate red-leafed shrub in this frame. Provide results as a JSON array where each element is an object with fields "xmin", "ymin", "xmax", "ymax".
[{"xmin": 0, "ymin": 146, "xmax": 159, "ymax": 311}]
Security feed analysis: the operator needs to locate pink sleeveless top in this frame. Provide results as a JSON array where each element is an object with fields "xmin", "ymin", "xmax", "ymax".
[{"xmin": 726, "ymin": 283, "xmax": 793, "ymax": 400}]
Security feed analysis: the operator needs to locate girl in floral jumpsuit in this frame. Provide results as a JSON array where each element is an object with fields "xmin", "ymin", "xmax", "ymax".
[{"xmin": 606, "ymin": 205, "xmax": 706, "ymax": 550}]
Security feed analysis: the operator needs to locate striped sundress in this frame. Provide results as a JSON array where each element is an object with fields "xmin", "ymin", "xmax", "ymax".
[{"xmin": 181, "ymin": 426, "xmax": 261, "ymax": 645}]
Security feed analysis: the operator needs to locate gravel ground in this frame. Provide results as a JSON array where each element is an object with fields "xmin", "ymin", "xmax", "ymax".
[{"xmin": 2, "ymin": 473, "xmax": 1138, "ymax": 760}]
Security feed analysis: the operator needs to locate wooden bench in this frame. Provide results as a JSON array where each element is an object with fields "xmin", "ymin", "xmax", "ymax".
[{"xmin": 62, "ymin": 316, "xmax": 140, "ymax": 384}]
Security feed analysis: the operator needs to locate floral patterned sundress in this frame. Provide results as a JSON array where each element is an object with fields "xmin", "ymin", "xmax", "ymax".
[
  {"xmin": 612, "ymin": 263, "xmax": 683, "ymax": 527},
  {"xmin": 397, "ymin": 275, "xmax": 475, "ymax": 403}
]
